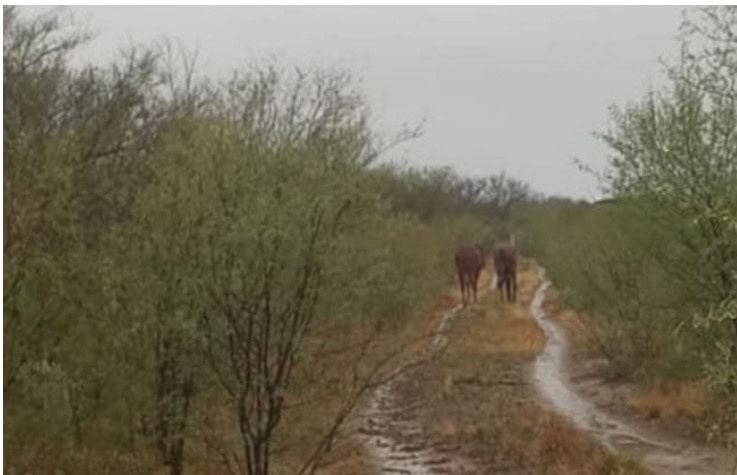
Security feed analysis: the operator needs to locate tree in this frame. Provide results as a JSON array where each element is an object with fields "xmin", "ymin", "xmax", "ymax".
[
  {"xmin": 3, "ymin": 8, "xmax": 506, "ymax": 472},
  {"xmin": 598, "ymin": 6, "xmax": 737, "ymax": 382},
  {"xmin": 3, "ymin": 9, "xmax": 206, "ymax": 472}
]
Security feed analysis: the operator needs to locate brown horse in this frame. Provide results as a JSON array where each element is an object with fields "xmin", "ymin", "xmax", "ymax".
[
  {"xmin": 493, "ymin": 243, "xmax": 517, "ymax": 303},
  {"xmin": 454, "ymin": 244, "xmax": 485, "ymax": 306}
]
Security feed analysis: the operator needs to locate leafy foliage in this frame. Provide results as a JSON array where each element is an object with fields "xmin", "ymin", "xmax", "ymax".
[
  {"xmin": 521, "ymin": 6, "xmax": 737, "ymax": 445},
  {"xmin": 3, "ymin": 8, "xmax": 512, "ymax": 473}
]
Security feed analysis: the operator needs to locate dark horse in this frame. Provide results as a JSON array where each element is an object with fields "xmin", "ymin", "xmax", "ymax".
[
  {"xmin": 454, "ymin": 244, "xmax": 485, "ymax": 306},
  {"xmin": 493, "ymin": 243, "xmax": 517, "ymax": 303}
]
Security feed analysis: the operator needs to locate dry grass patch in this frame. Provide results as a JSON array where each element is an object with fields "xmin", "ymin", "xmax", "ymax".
[
  {"xmin": 536, "ymin": 411, "xmax": 644, "ymax": 474},
  {"xmin": 555, "ymin": 309, "xmax": 593, "ymax": 346},
  {"xmin": 314, "ymin": 446, "xmax": 372, "ymax": 475},
  {"xmin": 632, "ymin": 382, "xmax": 711, "ymax": 421},
  {"xmin": 541, "ymin": 286, "xmax": 593, "ymax": 349},
  {"xmin": 453, "ymin": 308, "xmax": 544, "ymax": 360},
  {"xmin": 476, "ymin": 317, "xmax": 546, "ymax": 358}
]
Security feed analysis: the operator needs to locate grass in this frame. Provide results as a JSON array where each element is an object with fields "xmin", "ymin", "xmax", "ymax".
[{"xmin": 631, "ymin": 382, "xmax": 710, "ymax": 421}]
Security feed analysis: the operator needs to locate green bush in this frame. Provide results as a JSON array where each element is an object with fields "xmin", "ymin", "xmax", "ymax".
[{"xmin": 520, "ymin": 6, "xmax": 737, "ymax": 445}]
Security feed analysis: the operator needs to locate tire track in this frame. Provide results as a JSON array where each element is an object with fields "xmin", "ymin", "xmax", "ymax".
[
  {"xmin": 360, "ymin": 278, "xmax": 496, "ymax": 474},
  {"xmin": 531, "ymin": 268, "xmax": 734, "ymax": 475}
]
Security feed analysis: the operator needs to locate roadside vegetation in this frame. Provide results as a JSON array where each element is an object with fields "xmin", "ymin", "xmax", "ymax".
[{"xmin": 519, "ymin": 6, "xmax": 737, "ymax": 446}]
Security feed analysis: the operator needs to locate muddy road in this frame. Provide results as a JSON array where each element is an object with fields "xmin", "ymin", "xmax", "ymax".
[
  {"xmin": 359, "ymin": 298, "xmax": 477, "ymax": 474},
  {"xmin": 531, "ymin": 270, "xmax": 736, "ymax": 475},
  {"xmin": 352, "ymin": 262, "xmax": 735, "ymax": 475}
]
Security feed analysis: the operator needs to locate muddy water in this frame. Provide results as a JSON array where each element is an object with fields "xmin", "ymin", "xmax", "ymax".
[{"xmin": 532, "ymin": 269, "xmax": 735, "ymax": 475}]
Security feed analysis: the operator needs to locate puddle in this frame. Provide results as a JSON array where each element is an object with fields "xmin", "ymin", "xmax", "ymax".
[{"xmin": 531, "ymin": 269, "xmax": 735, "ymax": 475}]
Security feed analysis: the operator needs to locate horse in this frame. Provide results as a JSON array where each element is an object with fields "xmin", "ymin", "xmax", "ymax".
[
  {"xmin": 454, "ymin": 244, "xmax": 485, "ymax": 306},
  {"xmin": 493, "ymin": 239, "xmax": 517, "ymax": 303}
]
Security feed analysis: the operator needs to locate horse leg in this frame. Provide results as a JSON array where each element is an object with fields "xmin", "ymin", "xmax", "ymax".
[
  {"xmin": 472, "ymin": 272, "xmax": 479, "ymax": 303},
  {"xmin": 511, "ymin": 271, "xmax": 517, "ymax": 302},
  {"xmin": 458, "ymin": 270, "xmax": 466, "ymax": 306}
]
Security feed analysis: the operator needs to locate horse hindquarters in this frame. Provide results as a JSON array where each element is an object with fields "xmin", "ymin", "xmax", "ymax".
[{"xmin": 456, "ymin": 245, "xmax": 484, "ymax": 306}]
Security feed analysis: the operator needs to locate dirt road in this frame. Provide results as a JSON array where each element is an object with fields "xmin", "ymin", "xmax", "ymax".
[
  {"xmin": 532, "ymin": 269, "xmax": 736, "ymax": 475},
  {"xmin": 354, "ymin": 261, "xmax": 735, "ymax": 475}
]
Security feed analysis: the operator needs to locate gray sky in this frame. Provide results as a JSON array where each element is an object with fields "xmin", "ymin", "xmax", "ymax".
[{"xmin": 21, "ymin": 6, "xmax": 686, "ymax": 200}]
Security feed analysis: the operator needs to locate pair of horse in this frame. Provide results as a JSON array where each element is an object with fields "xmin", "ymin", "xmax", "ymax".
[{"xmin": 454, "ymin": 241, "xmax": 517, "ymax": 306}]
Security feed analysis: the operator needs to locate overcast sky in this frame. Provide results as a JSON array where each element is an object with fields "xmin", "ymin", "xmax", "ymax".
[{"xmin": 21, "ymin": 6, "xmax": 686, "ymax": 200}]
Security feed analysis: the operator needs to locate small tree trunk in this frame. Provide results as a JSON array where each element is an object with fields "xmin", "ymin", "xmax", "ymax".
[{"xmin": 155, "ymin": 334, "xmax": 195, "ymax": 475}]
